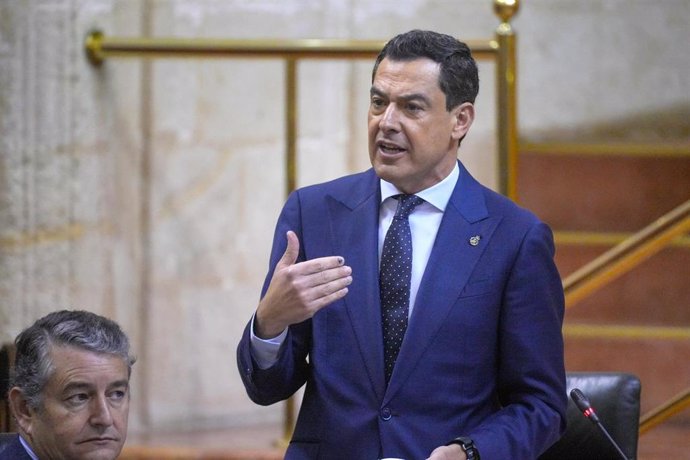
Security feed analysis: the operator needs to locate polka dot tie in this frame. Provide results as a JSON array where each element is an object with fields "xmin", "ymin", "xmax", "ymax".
[{"xmin": 380, "ymin": 194, "xmax": 424, "ymax": 383}]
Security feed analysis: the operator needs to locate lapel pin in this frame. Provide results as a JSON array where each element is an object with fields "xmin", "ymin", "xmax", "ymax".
[{"xmin": 469, "ymin": 235, "xmax": 481, "ymax": 246}]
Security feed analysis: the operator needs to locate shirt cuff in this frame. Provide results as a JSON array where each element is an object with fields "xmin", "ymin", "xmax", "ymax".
[{"xmin": 249, "ymin": 313, "xmax": 288, "ymax": 369}]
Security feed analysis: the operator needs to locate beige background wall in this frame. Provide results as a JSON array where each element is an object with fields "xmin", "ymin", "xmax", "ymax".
[{"xmin": 1, "ymin": 0, "xmax": 688, "ymax": 435}]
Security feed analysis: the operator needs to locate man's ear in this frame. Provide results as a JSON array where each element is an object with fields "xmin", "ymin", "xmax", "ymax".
[
  {"xmin": 8, "ymin": 387, "xmax": 35, "ymax": 435},
  {"xmin": 451, "ymin": 102, "xmax": 475, "ymax": 141}
]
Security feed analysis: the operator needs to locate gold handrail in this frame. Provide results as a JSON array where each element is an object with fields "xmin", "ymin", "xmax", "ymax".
[
  {"xmin": 85, "ymin": 32, "xmax": 498, "ymax": 63},
  {"xmin": 639, "ymin": 387, "xmax": 690, "ymax": 435},
  {"xmin": 84, "ymin": 3, "xmax": 519, "ymax": 198},
  {"xmin": 555, "ymin": 230, "xmax": 690, "ymax": 248},
  {"xmin": 563, "ymin": 199, "xmax": 690, "ymax": 308},
  {"xmin": 495, "ymin": 0, "xmax": 519, "ymax": 200}
]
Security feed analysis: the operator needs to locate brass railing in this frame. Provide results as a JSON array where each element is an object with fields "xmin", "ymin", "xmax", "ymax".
[
  {"xmin": 84, "ymin": 1, "xmax": 519, "ymax": 199},
  {"xmin": 639, "ymin": 387, "xmax": 690, "ymax": 435},
  {"xmin": 563, "ymin": 199, "xmax": 690, "ymax": 309}
]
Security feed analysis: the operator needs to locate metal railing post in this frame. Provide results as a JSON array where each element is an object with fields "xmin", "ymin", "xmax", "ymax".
[{"xmin": 494, "ymin": 0, "xmax": 520, "ymax": 200}]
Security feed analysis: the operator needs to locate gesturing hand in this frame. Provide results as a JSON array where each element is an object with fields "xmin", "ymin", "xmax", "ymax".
[{"xmin": 255, "ymin": 230, "xmax": 353, "ymax": 338}]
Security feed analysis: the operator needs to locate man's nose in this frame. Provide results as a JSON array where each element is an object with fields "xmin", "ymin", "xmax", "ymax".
[
  {"xmin": 90, "ymin": 395, "xmax": 114, "ymax": 427},
  {"xmin": 379, "ymin": 105, "xmax": 400, "ymax": 132}
]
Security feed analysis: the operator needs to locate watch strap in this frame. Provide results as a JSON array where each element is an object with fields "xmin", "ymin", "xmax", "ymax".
[{"xmin": 446, "ymin": 436, "xmax": 480, "ymax": 460}]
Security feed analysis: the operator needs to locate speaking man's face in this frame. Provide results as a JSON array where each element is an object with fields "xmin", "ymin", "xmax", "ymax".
[{"xmin": 368, "ymin": 57, "xmax": 473, "ymax": 194}]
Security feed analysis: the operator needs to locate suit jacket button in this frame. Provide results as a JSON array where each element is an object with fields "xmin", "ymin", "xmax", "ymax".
[{"xmin": 380, "ymin": 407, "xmax": 392, "ymax": 421}]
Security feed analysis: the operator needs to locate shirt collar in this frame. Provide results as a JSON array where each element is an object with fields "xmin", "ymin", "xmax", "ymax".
[{"xmin": 379, "ymin": 161, "xmax": 459, "ymax": 212}]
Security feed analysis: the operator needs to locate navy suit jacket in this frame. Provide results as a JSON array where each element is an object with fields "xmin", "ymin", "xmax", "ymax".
[
  {"xmin": 0, "ymin": 434, "xmax": 32, "ymax": 460},
  {"xmin": 237, "ymin": 162, "xmax": 567, "ymax": 459}
]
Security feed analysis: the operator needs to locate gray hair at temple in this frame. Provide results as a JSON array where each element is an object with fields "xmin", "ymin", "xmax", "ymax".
[{"xmin": 10, "ymin": 309, "xmax": 136, "ymax": 410}]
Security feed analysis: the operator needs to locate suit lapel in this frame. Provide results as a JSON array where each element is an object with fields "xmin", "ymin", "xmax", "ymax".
[
  {"xmin": 327, "ymin": 170, "xmax": 387, "ymax": 400},
  {"xmin": 383, "ymin": 162, "xmax": 501, "ymax": 402}
]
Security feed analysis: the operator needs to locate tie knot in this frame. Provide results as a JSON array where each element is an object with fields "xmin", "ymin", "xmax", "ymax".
[{"xmin": 394, "ymin": 194, "xmax": 424, "ymax": 219}]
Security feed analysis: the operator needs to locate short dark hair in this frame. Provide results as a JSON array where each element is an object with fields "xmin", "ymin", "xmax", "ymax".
[
  {"xmin": 372, "ymin": 29, "xmax": 479, "ymax": 111},
  {"xmin": 11, "ymin": 310, "xmax": 135, "ymax": 409}
]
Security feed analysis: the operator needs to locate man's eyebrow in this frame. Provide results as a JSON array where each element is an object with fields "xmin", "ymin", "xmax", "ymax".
[
  {"xmin": 62, "ymin": 379, "xmax": 129, "ymax": 393},
  {"xmin": 370, "ymin": 86, "xmax": 385, "ymax": 97},
  {"xmin": 369, "ymin": 87, "xmax": 431, "ymax": 105},
  {"xmin": 108, "ymin": 379, "xmax": 130, "ymax": 390},
  {"xmin": 398, "ymin": 93, "xmax": 431, "ymax": 105},
  {"xmin": 62, "ymin": 382, "xmax": 94, "ymax": 393}
]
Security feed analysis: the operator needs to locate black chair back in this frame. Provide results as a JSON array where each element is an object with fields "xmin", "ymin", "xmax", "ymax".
[{"xmin": 540, "ymin": 372, "xmax": 641, "ymax": 460}]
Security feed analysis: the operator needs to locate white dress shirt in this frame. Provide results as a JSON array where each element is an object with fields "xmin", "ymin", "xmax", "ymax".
[{"xmin": 250, "ymin": 163, "xmax": 460, "ymax": 369}]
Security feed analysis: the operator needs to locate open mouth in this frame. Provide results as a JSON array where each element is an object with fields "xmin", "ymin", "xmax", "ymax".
[{"xmin": 377, "ymin": 140, "xmax": 406, "ymax": 155}]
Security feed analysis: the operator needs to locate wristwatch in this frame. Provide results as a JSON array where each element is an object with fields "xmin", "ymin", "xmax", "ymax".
[{"xmin": 447, "ymin": 436, "xmax": 480, "ymax": 460}]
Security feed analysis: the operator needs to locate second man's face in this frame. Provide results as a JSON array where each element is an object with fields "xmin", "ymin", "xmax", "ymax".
[
  {"xmin": 368, "ymin": 57, "xmax": 473, "ymax": 194},
  {"xmin": 24, "ymin": 345, "xmax": 130, "ymax": 460}
]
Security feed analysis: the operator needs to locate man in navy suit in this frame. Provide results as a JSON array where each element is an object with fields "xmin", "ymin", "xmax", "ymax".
[
  {"xmin": 3, "ymin": 310, "xmax": 135, "ymax": 460},
  {"xmin": 237, "ymin": 30, "xmax": 566, "ymax": 459}
]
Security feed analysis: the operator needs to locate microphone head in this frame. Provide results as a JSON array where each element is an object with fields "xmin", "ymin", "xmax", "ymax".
[
  {"xmin": 570, "ymin": 388, "xmax": 590, "ymax": 411},
  {"xmin": 570, "ymin": 388, "xmax": 600, "ymax": 423}
]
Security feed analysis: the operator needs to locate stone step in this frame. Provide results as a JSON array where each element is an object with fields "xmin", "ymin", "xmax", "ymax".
[
  {"xmin": 564, "ymin": 334, "xmax": 690, "ymax": 422},
  {"xmin": 517, "ymin": 151, "xmax": 690, "ymax": 232}
]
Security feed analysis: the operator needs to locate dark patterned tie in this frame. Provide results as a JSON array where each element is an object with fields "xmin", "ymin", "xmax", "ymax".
[{"xmin": 380, "ymin": 194, "xmax": 424, "ymax": 383}]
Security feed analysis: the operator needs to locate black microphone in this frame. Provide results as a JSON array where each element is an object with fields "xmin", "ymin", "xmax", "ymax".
[{"xmin": 570, "ymin": 388, "xmax": 630, "ymax": 460}]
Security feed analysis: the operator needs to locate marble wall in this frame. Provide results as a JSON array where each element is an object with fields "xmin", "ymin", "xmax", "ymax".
[{"xmin": 1, "ymin": 0, "xmax": 687, "ymax": 434}]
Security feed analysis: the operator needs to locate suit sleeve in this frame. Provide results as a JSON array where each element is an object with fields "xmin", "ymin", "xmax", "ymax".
[
  {"xmin": 467, "ymin": 221, "xmax": 567, "ymax": 459},
  {"xmin": 236, "ymin": 191, "xmax": 313, "ymax": 405}
]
